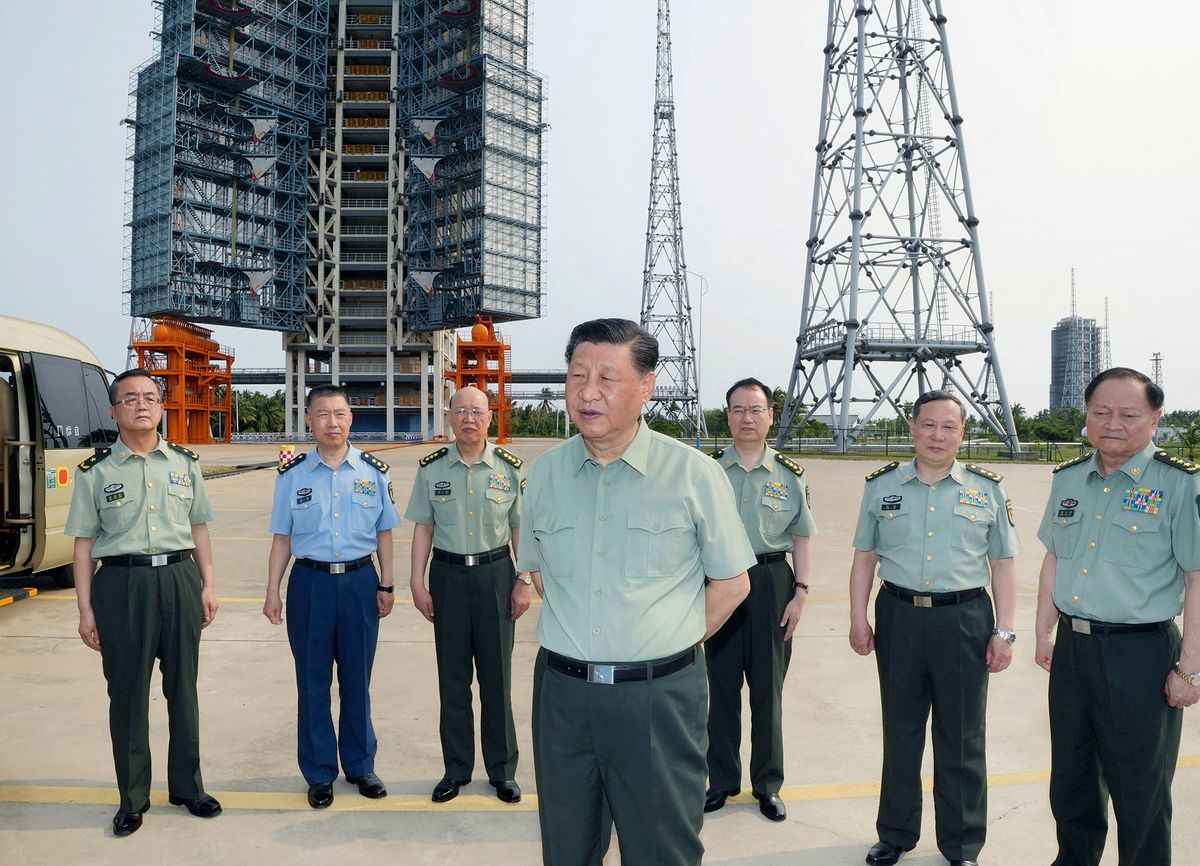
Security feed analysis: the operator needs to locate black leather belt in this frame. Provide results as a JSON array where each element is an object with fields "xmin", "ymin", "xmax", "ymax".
[
  {"xmin": 755, "ymin": 551, "xmax": 788, "ymax": 565},
  {"xmin": 100, "ymin": 551, "xmax": 191, "ymax": 568},
  {"xmin": 432, "ymin": 546, "xmax": 510, "ymax": 567},
  {"xmin": 1058, "ymin": 612, "xmax": 1170, "ymax": 636},
  {"xmin": 546, "ymin": 645, "xmax": 696, "ymax": 685},
  {"xmin": 296, "ymin": 555, "xmax": 374, "ymax": 575},
  {"xmin": 881, "ymin": 581, "xmax": 985, "ymax": 608}
]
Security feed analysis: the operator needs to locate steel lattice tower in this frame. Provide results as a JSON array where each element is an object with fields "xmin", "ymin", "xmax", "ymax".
[
  {"xmin": 778, "ymin": 0, "xmax": 1018, "ymax": 452},
  {"xmin": 640, "ymin": 0, "xmax": 704, "ymax": 435}
]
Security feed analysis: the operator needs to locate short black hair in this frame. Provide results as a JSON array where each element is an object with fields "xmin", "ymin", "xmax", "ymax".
[
  {"xmin": 564, "ymin": 318, "xmax": 658, "ymax": 376},
  {"xmin": 912, "ymin": 389, "xmax": 966, "ymax": 423},
  {"xmin": 725, "ymin": 377, "xmax": 772, "ymax": 407},
  {"xmin": 305, "ymin": 384, "xmax": 351, "ymax": 411},
  {"xmin": 1084, "ymin": 367, "xmax": 1164, "ymax": 410},
  {"xmin": 108, "ymin": 368, "xmax": 163, "ymax": 405}
]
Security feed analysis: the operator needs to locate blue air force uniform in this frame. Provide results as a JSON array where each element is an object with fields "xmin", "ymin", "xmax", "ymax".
[{"xmin": 269, "ymin": 447, "xmax": 400, "ymax": 785}]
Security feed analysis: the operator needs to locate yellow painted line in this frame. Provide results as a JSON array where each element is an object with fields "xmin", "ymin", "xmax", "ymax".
[{"xmin": 4, "ymin": 756, "xmax": 1198, "ymax": 812}]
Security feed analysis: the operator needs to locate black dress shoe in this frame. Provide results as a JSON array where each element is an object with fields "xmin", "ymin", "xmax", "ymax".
[
  {"xmin": 756, "ymin": 791, "xmax": 787, "ymax": 822},
  {"xmin": 431, "ymin": 777, "xmax": 470, "ymax": 803},
  {"xmin": 307, "ymin": 782, "xmax": 334, "ymax": 809},
  {"xmin": 112, "ymin": 803, "xmax": 150, "ymax": 837},
  {"xmin": 865, "ymin": 840, "xmax": 914, "ymax": 865},
  {"xmin": 168, "ymin": 793, "xmax": 222, "ymax": 818},
  {"xmin": 489, "ymin": 779, "xmax": 521, "ymax": 803},
  {"xmin": 949, "ymin": 861, "xmax": 978, "ymax": 866},
  {"xmin": 703, "ymin": 787, "xmax": 740, "ymax": 813},
  {"xmin": 346, "ymin": 773, "xmax": 387, "ymax": 799}
]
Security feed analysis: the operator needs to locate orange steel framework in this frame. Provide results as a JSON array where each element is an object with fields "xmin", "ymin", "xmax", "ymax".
[
  {"xmin": 444, "ymin": 316, "xmax": 513, "ymax": 444},
  {"xmin": 132, "ymin": 317, "xmax": 234, "ymax": 444}
]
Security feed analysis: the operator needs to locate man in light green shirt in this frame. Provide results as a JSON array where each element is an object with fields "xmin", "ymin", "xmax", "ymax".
[
  {"xmin": 1034, "ymin": 368, "xmax": 1200, "ymax": 866},
  {"xmin": 66, "ymin": 369, "xmax": 221, "ymax": 837},
  {"xmin": 406, "ymin": 385, "xmax": 530, "ymax": 805},
  {"xmin": 517, "ymin": 319, "xmax": 755, "ymax": 866},
  {"xmin": 849, "ymin": 390, "xmax": 1017, "ymax": 866},
  {"xmin": 704, "ymin": 377, "xmax": 817, "ymax": 823}
]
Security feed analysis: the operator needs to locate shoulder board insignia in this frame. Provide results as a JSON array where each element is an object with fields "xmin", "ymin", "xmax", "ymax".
[
  {"xmin": 711, "ymin": 449, "xmax": 725, "ymax": 460},
  {"xmin": 866, "ymin": 461, "xmax": 900, "ymax": 482},
  {"xmin": 775, "ymin": 453, "xmax": 805, "ymax": 477},
  {"xmin": 78, "ymin": 447, "xmax": 111, "ymax": 472},
  {"xmin": 494, "ymin": 447, "xmax": 523, "ymax": 469},
  {"xmin": 965, "ymin": 463, "xmax": 1003, "ymax": 483},
  {"xmin": 363, "ymin": 452, "xmax": 390, "ymax": 473},
  {"xmin": 167, "ymin": 441, "xmax": 200, "ymax": 461},
  {"xmin": 277, "ymin": 452, "xmax": 307, "ymax": 474},
  {"xmin": 1153, "ymin": 451, "xmax": 1200, "ymax": 474},
  {"xmin": 1052, "ymin": 452, "xmax": 1092, "ymax": 474},
  {"xmin": 420, "ymin": 447, "xmax": 448, "ymax": 467}
]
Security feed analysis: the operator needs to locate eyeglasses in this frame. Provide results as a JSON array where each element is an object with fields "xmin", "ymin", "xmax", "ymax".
[
  {"xmin": 450, "ymin": 407, "xmax": 489, "ymax": 417},
  {"xmin": 115, "ymin": 395, "xmax": 162, "ymax": 408},
  {"xmin": 728, "ymin": 406, "xmax": 770, "ymax": 417}
]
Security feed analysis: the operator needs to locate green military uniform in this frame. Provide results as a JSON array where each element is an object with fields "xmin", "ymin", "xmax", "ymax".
[
  {"xmin": 65, "ymin": 436, "xmax": 214, "ymax": 814},
  {"xmin": 706, "ymin": 446, "xmax": 817, "ymax": 798},
  {"xmin": 404, "ymin": 442, "xmax": 523, "ymax": 784},
  {"xmin": 517, "ymin": 421, "xmax": 756, "ymax": 866},
  {"xmin": 1038, "ymin": 443, "xmax": 1200, "ymax": 866},
  {"xmin": 853, "ymin": 458, "xmax": 1018, "ymax": 863}
]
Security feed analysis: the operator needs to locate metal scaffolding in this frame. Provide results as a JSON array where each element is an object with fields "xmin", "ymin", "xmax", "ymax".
[
  {"xmin": 399, "ymin": 0, "xmax": 545, "ymax": 332},
  {"xmin": 639, "ymin": 0, "xmax": 702, "ymax": 435},
  {"xmin": 126, "ymin": 0, "xmax": 330, "ymax": 332},
  {"xmin": 778, "ymin": 0, "xmax": 1019, "ymax": 452}
]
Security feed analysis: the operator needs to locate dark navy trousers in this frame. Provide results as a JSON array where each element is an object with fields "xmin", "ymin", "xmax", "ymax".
[{"xmin": 286, "ymin": 559, "xmax": 380, "ymax": 784}]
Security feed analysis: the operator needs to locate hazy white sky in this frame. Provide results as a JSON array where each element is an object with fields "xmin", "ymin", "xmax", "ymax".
[{"xmin": 2, "ymin": 1, "xmax": 1195, "ymax": 412}]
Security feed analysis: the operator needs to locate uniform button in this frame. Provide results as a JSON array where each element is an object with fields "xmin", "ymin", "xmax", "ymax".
[
  {"xmin": 468, "ymin": 531, "xmax": 475, "ymax": 537},
  {"xmin": 1095, "ymin": 514, "xmax": 1102, "ymax": 520},
  {"xmin": 149, "ymin": 505, "xmax": 156, "ymax": 511},
  {"xmin": 469, "ymin": 489, "xmax": 474, "ymax": 495},
  {"xmin": 147, "ymin": 482, "xmax": 153, "ymax": 488},
  {"xmin": 1103, "ymin": 487, "xmax": 1111, "ymax": 493},
  {"xmin": 651, "ymin": 523, "xmax": 660, "ymax": 531},
  {"xmin": 926, "ymin": 554, "xmax": 933, "ymax": 561},
  {"xmin": 598, "ymin": 514, "xmax": 605, "ymax": 521},
  {"xmin": 1130, "ymin": 525, "xmax": 1138, "ymax": 532},
  {"xmin": 1081, "ymin": 567, "xmax": 1088, "ymax": 574},
  {"xmin": 602, "ymin": 480, "xmax": 610, "ymax": 487},
  {"xmin": 927, "ymin": 531, "xmax": 934, "ymax": 537},
  {"xmin": 592, "ymin": 627, "xmax": 600, "ymax": 635},
  {"xmin": 333, "ymin": 512, "xmax": 339, "ymax": 518},
  {"xmin": 595, "ymin": 549, "xmax": 604, "ymax": 556},
  {"xmin": 924, "ymin": 580, "xmax": 932, "ymax": 587},
  {"xmin": 150, "ymin": 548, "xmax": 157, "ymax": 553},
  {"xmin": 930, "ymin": 485, "xmax": 937, "ymax": 492},
  {"xmin": 1089, "ymin": 541, "xmax": 1096, "ymax": 548},
  {"xmin": 150, "ymin": 526, "xmax": 157, "ymax": 532},
  {"xmin": 1072, "ymin": 594, "xmax": 1080, "ymax": 601},
  {"xmin": 335, "ymin": 552, "xmax": 341, "ymax": 558},
  {"xmin": 593, "ymin": 588, "xmax": 601, "ymax": 596},
  {"xmin": 742, "ymin": 498, "xmax": 748, "ymax": 504},
  {"xmin": 969, "ymin": 514, "xmax": 977, "ymax": 521},
  {"xmin": 886, "ymin": 514, "xmax": 895, "ymax": 520},
  {"xmin": 334, "ymin": 492, "xmax": 339, "ymax": 498},
  {"xmin": 469, "ymin": 511, "xmax": 475, "ymax": 517},
  {"xmin": 335, "ymin": 531, "xmax": 340, "ymax": 537},
  {"xmin": 1059, "ymin": 518, "xmax": 1067, "ymax": 525},
  {"xmin": 929, "ymin": 506, "xmax": 935, "ymax": 512}
]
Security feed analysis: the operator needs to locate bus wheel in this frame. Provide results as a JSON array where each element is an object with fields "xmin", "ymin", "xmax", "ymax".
[{"xmin": 49, "ymin": 568, "xmax": 75, "ymax": 589}]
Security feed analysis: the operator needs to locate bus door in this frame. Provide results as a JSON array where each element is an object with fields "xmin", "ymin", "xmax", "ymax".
[{"xmin": 0, "ymin": 352, "xmax": 36, "ymax": 573}]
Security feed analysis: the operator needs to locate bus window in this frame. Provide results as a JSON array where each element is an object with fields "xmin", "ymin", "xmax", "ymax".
[
  {"xmin": 29, "ymin": 353, "xmax": 93, "ymax": 450},
  {"xmin": 81, "ymin": 363, "xmax": 119, "ymax": 446}
]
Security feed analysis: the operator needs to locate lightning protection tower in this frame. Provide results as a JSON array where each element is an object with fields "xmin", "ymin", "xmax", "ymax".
[
  {"xmin": 778, "ymin": 1, "xmax": 1019, "ymax": 452},
  {"xmin": 640, "ymin": 0, "xmax": 704, "ymax": 435}
]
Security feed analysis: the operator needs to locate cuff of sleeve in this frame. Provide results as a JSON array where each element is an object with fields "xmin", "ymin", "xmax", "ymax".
[{"xmin": 703, "ymin": 556, "xmax": 757, "ymax": 580}]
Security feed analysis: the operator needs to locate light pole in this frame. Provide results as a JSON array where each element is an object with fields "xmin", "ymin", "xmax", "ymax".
[{"xmin": 687, "ymin": 270, "xmax": 709, "ymax": 446}]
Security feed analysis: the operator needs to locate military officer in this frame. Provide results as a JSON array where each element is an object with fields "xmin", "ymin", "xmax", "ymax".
[
  {"xmin": 263, "ymin": 384, "xmax": 399, "ymax": 810},
  {"xmin": 1034, "ymin": 367, "xmax": 1200, "ymax": 866},
  {"xmin": 704, "ymin": 377, "xmax": 817, "ymax": 823},
  {"xmin": 517, "ymin": 318, "xmax": 756, "ymax": 866},
  {"xmin": 66, "ymin": 368, "xmax": 222, "ymax": 837},
  {"xmin": 849, "ymin": 390, "xmax": 1018, "ymax": 866},
  {"xmin": 406, "ymin": 384, "xmax": 530, "ymax": 804}
]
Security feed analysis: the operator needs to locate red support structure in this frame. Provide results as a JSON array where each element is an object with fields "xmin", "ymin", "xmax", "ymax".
[
  {"xmin": 132, "ymin": 317, "xmax": 235, "ymax": 444},
  {"xmin": 444, "ymin": 315, "xmax": 513, "ymax": 444}
]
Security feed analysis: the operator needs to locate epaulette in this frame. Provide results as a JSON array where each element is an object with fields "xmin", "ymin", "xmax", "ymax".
[
  {"xmin": 866, "ymin": 461, "xmax": 900, "ymax": 481},
  {"xmin": 420, "ymin": 447, "xmax": 448, "ymax": 467},
  {"xmin": 363, "ymin": 452, "xmax": 390, "ymax": 473},
  {"xmin": 494, "ymin": 447, "xmax": 523, "ymax": 470},
  {"xmin": 775, "ymin": 453, "xmax": 805, "ymax": 477},
  {"xmin": 167, "ymin": 441, "xmax": 200, "ymax": 461},
  {"xmin": 711, "ymin": 449, "xmax": 725, "ymax": 460},
  {"xmin": 277, "ymin": 452, "xmax": 307, "ymax": 474},
  {"xmin": 1154, "ymin": 450, "xmax": 1200, "ymax": 474},
  {"xmin": 965, "ymin": 463, "xmax": 1003, "ymax": 484},
  {"xmin": 78, "ymin": 447, "xmax": 111, "ymax": 472},
  {"xmin": 1052, "ymin": 452, "xmax": 1092, "ymax": 474}
]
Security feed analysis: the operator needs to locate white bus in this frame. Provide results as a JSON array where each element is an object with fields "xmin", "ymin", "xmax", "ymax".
[{"xmin": 0, "ymin": 316, "xmax": 118, "ymax": 586}]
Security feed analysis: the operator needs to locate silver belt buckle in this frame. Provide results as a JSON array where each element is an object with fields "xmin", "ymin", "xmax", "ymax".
[
  {"xmin": 913, "ymin": 595, "xmax": 933, "ymax": 608},
  {"xmin": 463, "ymin": 553, "xmax": 480, "ymax": 567},
  {"xmin": 1071, "ymin": 617, "xmax": 1091, "ymax": 635},
  {"xmin": 150, "ymin": 553, "xmax": 168, "ymax": 567},
  {"xmin": 329, "ymin": 563, "xmax": 346, "ymax": 574},
  {"xmin": 587, "ymin": 663, "xmax": 615, "ymax": 685}
]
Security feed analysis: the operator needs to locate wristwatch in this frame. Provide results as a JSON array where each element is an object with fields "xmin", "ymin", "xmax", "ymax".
[
  {"xmin": 793, "ymin": 581, "xmax": 810, "ymax": 593},
  {"xmin": 991, "ymin": 628, "xmax": 1017, "ymax": 645},
  {"xmin": 516, "ymin": 573, "xmax": 533, "ymax": 586},
  {"xmin": 377, "ymin": 584, "xmax": 394, "ymax": 594},
  {"xmin": 1173, "ymin": 662, "xmax": 1200, "ymax": 687}
]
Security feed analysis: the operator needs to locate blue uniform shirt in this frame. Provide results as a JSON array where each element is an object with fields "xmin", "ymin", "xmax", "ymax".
[{"xmin": 269, "ymin": 446, "xmax": 400, "ymax": 561}]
